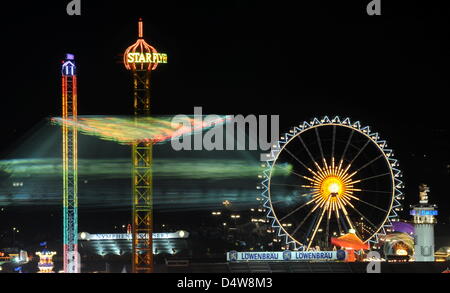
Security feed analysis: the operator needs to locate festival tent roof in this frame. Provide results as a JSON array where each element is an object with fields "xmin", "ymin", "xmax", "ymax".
[
  {"xmin": 392, "ymin": 221, "xmax": 415, "ymax": 235},
  {"xmin": 331, "ymin": 232, "xmax": 369, "ymax": 250}
]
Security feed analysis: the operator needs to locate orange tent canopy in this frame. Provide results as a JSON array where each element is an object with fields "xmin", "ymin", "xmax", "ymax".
[{"xmin": 331, "ymin": 232, "xmax": 370, "ymax": 250}]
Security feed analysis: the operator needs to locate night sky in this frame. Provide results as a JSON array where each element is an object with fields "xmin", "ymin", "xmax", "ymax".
[{"xmin": 0, "ymin": 1, "xmax": 449, "ymax": 247}]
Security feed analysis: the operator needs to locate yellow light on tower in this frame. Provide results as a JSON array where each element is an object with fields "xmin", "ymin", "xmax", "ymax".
[{"xmin": 123, "ymin": 18, "xmax": 167, "ymax": 274}]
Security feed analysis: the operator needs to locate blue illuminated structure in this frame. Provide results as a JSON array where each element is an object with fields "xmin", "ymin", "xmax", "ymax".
[
  {"xmin": 410, "ymin": 210, "xmax": 438, "ymax": 216},
  {"xmin": 62, "ymin": 54, "xmax": 76, "ymax": 76},
  {"xmin": 410, "ymin": 184, "xmax": 438, "ymax": 262}
]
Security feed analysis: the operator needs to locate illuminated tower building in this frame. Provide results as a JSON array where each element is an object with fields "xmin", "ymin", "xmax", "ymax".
[
  {"xmin": 36, "ymin": 250, "xmax": 57, "ymax": 273},
  {"xmin": 61, "ymin": 54, "xmax": 79, "ymax": 273},
  {"xmin": 410, "ymin": 184, "xmax": 438, "ymax": 262},
  {"xmin": 123, "ymin": 19, "xmax": 167, "ymax": 273}
]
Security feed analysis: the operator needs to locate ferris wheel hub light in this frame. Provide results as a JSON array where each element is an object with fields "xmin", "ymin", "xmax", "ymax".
[
  {"xmin": 320, "ymin": 176, "xmax": 345, "ymax": 199},
  {"xmin": 328, "ymin": 183, "xmax": 341, "ymax": 194}
]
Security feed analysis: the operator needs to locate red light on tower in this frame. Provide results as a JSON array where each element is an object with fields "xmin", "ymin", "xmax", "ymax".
[{"xmin": 61, "ymin": 54, "xmax": 79, "ymax": 273}]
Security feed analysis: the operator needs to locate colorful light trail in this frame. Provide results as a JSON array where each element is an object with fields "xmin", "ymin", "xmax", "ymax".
[{"xmin": 51, "ymin": 115, "xmax": 231, "ymax": 145}]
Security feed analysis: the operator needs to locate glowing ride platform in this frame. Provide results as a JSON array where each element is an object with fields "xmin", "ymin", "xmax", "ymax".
[{"xmin": 51, "ymin": 115, "xmax": 231, "ymax": 145}]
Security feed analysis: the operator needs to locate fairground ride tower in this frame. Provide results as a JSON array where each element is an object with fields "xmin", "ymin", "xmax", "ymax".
[
  {"xmin": 36, "ymin": 250, "xmax": 57, "ymax": 273},
  {"xmin": 61, "ymin": 54, "xmax": 79, "ymax": 273},
  {"xmin": 410, "ymin": 184, "xmax": 438, "ymax": 262},
  {"xmin": 123, "ymin": 19, "xmax": 167, "ymax": 273}
]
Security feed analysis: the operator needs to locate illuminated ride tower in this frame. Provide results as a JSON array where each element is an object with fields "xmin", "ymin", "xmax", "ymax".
[
  {"xmin": 410, "ymin": 184, "xmax": 438, "ymax": 262},
  {"xmin": 123, "ymin": 19, "xmax": 167, "ymax": 273},
  {"xmin": 61, "ymin": 54, "xmax": 79, "ymax": 273},
  {"xmin": 36, "ymin": 250, "xmax": 57, "ymax": 273}
]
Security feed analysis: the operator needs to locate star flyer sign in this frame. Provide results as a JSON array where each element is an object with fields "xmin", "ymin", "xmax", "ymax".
[
  {"xmin": 227, "ymin": 250, "xmax": 347, "ymax": 262},
  {"xmin": 127, "ymin": 52, "xmax": 168, "ymax": 64}
]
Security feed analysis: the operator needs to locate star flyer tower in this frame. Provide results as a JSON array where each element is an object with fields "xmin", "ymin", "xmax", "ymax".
[
  {"xmin": 61, "ymin": 54, "xmax": 79, "ymax": 273},
  {"xmin": 123, "ymin": 18, "xmax": 167, "ymax": 273},
  {"xmin": 410, "ymin": 184, "xmax": 438, "ymax": 262}
]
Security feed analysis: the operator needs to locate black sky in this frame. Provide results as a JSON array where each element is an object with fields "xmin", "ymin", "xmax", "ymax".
[{"xmin": 0, "ymin": 0, "xmax": 449, "ymax": 228}]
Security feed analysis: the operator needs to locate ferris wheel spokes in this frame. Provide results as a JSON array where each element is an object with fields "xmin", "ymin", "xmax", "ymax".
[
  {"xmin": 336, "ymin": 196, "xmax": 356, "ymax": 231},
  {"xmin": 290, "ymin": 202, "xmax": 322, "ymax": 241},
  {"xmin": 270, "ymin": 183, "xmax": 303, "ymax": 188},
  {"xmin": 297, "ymin": 135, "xmax": 322, "ymax": 172},
  {"xmin": 314, "ymin": 128, "xmax": 327, "ymax": 169},
  {"xmin": 278, "ymin": 197, "xmax": 316, "ymax": 222},
  {"xmin": 345, "ymin": 193, "xmax": 388, "ymax": 213},
  {"xmin": 306, "ymin": 199, "xmax": 330, "ymax": 250},
  {"xmin": 325, "ymin": 203, "xmax": 332, "ymax": 247},
  {"xmin": 356, "ymin": 189, "xmax": 391, "ymax": 194},
  {"xmin": 264, "ymin": 117, "xmax": 402, "ymax": 250},
  {"xmin": 282, "ymin": 145, "xmax": 316, "ymax": 177},
  {"xmin": 331, "ymin": 125, "xmax": 336, "ymax": 159},
  {"xmin": 352, "ymin": 154, "xmax": 384, "ymax": 174},
  {"xmin": 347, "ymin": 138, "xmax": 371, "ymax": 167},
  {"xmin": 339, "ymin": 129, "xmax": 354, "ymax": 168},
  {"xmin": 344, "ymin": 202, "xmax": 378, "ymax": 230},
  {"xmin": 354, "ymin": 172, "xmax": 391, "ymax": 183}
]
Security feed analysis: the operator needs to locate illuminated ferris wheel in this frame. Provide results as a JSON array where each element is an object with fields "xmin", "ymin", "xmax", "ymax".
[{"xmin": 260, "ymin": 117, "xmax": 404, "ymax": 251}]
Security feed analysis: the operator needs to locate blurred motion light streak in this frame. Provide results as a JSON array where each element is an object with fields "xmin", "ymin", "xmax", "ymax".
[{"xmin": 51, "ymin": 115, "xmax": 231, "ymax": 145}]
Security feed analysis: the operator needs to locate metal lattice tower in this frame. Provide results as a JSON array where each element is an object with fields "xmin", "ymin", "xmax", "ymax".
[
  {"xmin": 124, "ymin": 19, "xmax": 167, "ymax": 273},
  {"xmin": 132, "ymin": 69, "xmax": 153, "ymax": 273},
  {"xmin": 61, "ymin": 54, "xmax": 79, "ymax": 273}
]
